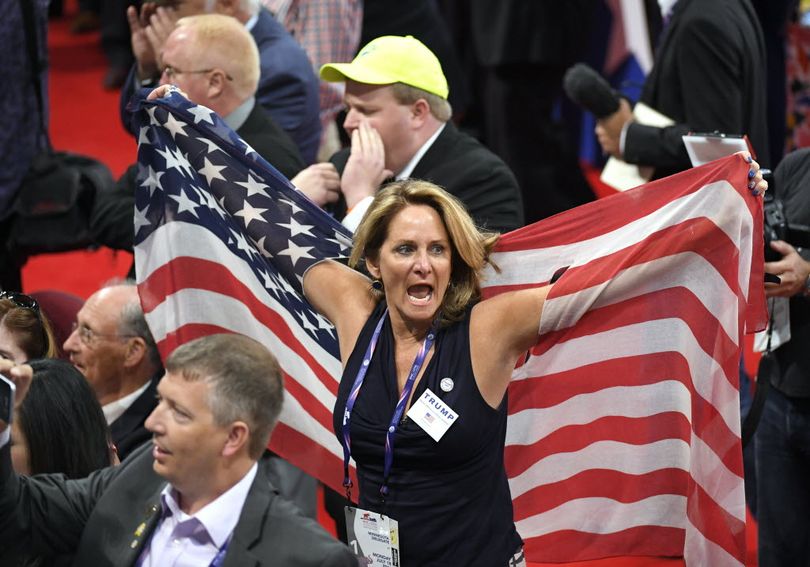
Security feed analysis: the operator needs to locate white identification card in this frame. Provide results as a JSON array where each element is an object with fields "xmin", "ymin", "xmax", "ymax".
[
  {"xmin": 406, "ymin": 388, "xmax": 459, "ymax": 442},
  {"xmin": 345, "ymin": 506, "xmax": 400, "ymax": 567}
]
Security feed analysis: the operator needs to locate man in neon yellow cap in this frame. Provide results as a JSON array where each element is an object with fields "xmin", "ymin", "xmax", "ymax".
[{"xmin": 317, "ymin": 35, "xmax": 524, "ymax": 233}]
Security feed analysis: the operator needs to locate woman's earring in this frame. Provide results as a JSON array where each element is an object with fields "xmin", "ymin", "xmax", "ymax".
[{"xmin": 371, "ymin": 279, "xmax": 383, "ymax": 291}]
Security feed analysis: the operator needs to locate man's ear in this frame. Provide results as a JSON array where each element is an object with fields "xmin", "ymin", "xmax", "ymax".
[
  {"xmin": 411, "ymin": 99, "xmax": 430, "ymax": 127},
  {"xmin": 123, "ymin": 337, "xmax": 147, "ymax": 369},
  {"xmin": 206, "ymin": 70, "xmax": 228, "ymax": 100},
  {"xmin": 366, "ymin": 255, "xmax": 381, "ymax": 280},
  {"xmin": 222, "ymin": 421, "xmax": 250, "ymax": 457}
]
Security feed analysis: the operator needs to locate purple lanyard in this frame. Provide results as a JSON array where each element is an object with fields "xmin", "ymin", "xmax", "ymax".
[{"xmin": 341, "ymin": 308, "xmax": 438, "ymax": 501}]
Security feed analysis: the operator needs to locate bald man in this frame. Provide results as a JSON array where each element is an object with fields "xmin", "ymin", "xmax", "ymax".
[{"xmin": 62, "ymin": 282, "xmax": 163, "ymax": 461}]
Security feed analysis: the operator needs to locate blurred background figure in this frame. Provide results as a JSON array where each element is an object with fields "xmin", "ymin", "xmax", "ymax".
[
  {"xmin": 0, "ymin": 0, "xmax": 50, "ymax": 292},
  {"xmin": 595, "ymin": 0, "xmax": 771, "ymax": 179},
  {"xmin": 121, "ymin": 0, "xmax": 321, "ymax": 163},
  {"xmin": 463, "ymin": 0, "xmax": 598, "ymax": 224},
  {"xmin": 262, "ymin": 0, "xmax": 363, "ymax": 160}
]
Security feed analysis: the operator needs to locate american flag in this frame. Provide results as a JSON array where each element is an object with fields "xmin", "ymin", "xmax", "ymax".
[{"xmin": 132, "ymin": 91, "xmax": 765, "ymax": 566}]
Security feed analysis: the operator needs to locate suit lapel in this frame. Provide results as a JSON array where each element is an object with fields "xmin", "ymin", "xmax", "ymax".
[
  {"xmin": 220, "ymin": 474, "xmax": 275, "ymax": 567},
  {"xmin": 643, "ymin": 0, "xmax": 688, "ymax": 104},
  {"xmin": 410, "ymin": 122, "xmax": 454, "ymax": 180},
  {"xmin": 117, "ymin": 482, "xmax": 166, "ymax": 567},
  {"xmin": 109, "ymin": 376, "xmax": 159, "ymax": 445}
]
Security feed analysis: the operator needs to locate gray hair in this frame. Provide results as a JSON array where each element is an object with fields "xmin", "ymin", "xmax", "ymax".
[
  {"xmin": 104, "ymin": 279, "xmax": 161, "ymax": 369},
  {"xmin": 391, "ymin": 83, "xmax": 452, "ymax": 122},
  {"xmin": 118, "ymin": 300, "xmax": 162, "ymax": 369},
  {"xmin": 165, "ymin": 333, "xmax": 284, "ymax": 459}
]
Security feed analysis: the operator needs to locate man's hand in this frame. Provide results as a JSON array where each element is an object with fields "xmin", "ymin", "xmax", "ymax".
[
  {"xmin": 340, "ymin": 120, "xmax": 393, "ymax": 209},
  {"xmin": 147, "ymin": 84, "xmax": 189, "ymax": 100},
  {"xmin": 128, "ymin": 3, "xmax": 159, "ymax": 80},
  {"xmin": 764, "ymin": 240, "xmax": 810, "ymax": 297},
  {"xmin": 595, "ymin": 97, "xmax": 633, "ymax": 159},
  {"xmin": 292, "ymin": 163, "xmax": 342, "ymax": 206},
  {"xmin": 0, "ymin": 361, "xmax": 33, "ymax": 432},
  {"xmin": 129, "ymin": 4, "xmax": 178, "ymax": 82}
]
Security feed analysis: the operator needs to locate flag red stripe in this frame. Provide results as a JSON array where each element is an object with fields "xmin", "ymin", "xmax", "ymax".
[
  {"xmin": 686, "ymin": 479, "xmax": 747, "ymax": 562},
  {"xmin": 505, "ymin": 413, "xmax": 692, "ymax": 481},
  {"xmin": 508, "ymin": 353, "xmax": 741, "ymax": 476},
  {"xmin": 529, "ymin": 287, "xmax": 739, "ymax": 381},
  {"xmin": 522, "ymin": 526, "xmax": 686, "ymax": 563},
  {"xmin": 154, "ymin": 322, "xmax": 336, "ymax": 436},
  {"xmin": 270, "ymin": 422, "xmax": 357, "ymax": 497},
  {"xmin": 488, "ymin": 217, "xmax": 745, "ymax": 306},
  {"xmin": 512, "ymin": 467, "xmax": 690, "ymax": 520}
]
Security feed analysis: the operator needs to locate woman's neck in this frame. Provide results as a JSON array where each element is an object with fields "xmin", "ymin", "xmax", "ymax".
[{"xmin": 387, "ymin": 309, "xmax": 434, "ymax": 347}]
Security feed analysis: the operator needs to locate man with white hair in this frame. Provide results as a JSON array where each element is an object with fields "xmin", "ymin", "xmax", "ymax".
[{"xmin": 121, "ymin": 0, "xmax": 321, "ymax": 163}]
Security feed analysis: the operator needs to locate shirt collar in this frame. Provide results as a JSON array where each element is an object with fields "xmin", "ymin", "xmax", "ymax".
[
  {"xmin": 102, "ymin": 380, "xmax": 151, "ymax": 425},
  {"xmin": 159, "ymin": 462, "xmax": 258, "ymax": 548},
  {"xmin": 396, "ymin": 122, "xmax": 445, "ymax": 180},
  {"xmin": 244, "ymin": 12, "xmax": 259, "ymax": 32},
  {"xmin": 224, "ymin": 97, "xmax": 255, "ymax": 132},
  {"xmin": 657, "ymin": 0, "xmax": 678, "ymax": 18}
]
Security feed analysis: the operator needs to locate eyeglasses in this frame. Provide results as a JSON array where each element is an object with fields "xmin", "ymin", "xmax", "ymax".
[
  {"xmin": 161, "ymin": 65, "xmax": 234, "ymax": 81},
  {"xmin": 70, "ymin": 322, "xmax": 138, "ymax": 348}
]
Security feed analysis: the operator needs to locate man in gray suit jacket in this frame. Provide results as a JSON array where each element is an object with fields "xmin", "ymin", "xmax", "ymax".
[{"xmin": 0, "ymin": 334, "xmax": 355, "ymax": 567}]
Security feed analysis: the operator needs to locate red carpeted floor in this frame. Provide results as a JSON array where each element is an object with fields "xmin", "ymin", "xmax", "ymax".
[{"xmin": 29, "ymin": 4, "xmax": 758, "ymax": 565}]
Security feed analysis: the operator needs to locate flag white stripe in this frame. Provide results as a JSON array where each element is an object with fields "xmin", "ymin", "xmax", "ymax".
[
  {"xmin": 515, "ymin": 494, "xmax": 686, "ymax": 539},
  {"xmin": 506, "ymin": 380, "xmax": 690, "ymax": 447},
  {"xmin": 684, "ymin": 518, "xmax": 745, "ymax": 567},
  {"xmin": 509, "ymin": 438, "xmax": 690, "ymax": 500},
  {"xmin": 690, "ymin": 433, "xmax": 746, "ymax": 522},
  {"xmin": 538, "ymin": 251, "xmax": 741, "ymax": 341},
  {"xmin": 513, "ymin": 319, "xmax": 741, "ymax": 437}
]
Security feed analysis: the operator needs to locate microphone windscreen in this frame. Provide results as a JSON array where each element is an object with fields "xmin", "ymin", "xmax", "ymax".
[{"xmin": 563, "ymin": 63, "xmax": 621, "ymax": 119}]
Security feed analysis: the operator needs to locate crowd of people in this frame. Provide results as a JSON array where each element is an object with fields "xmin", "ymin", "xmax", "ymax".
[{"xmin": 0, "ymin": 0, "xmax": 807, "ymax": 565}]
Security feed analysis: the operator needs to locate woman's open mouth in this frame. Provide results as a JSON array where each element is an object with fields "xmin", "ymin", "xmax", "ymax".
[{"xmin": 407, "ymin": 284, "xmax": 433, "ymax": 305}]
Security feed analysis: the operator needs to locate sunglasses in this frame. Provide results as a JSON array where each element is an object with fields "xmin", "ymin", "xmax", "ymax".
[
  {"xmin": 0, "ymin": 291, "xmax": 49, "ymax": 358},
  {"xmin": 0, "ymin": 291, "xmax": 40, "ymax": 314}
]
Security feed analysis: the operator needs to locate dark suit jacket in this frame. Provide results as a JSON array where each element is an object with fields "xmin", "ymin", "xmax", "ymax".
[
  {"xmin": 624, "ymin": 0, "xmax": 770, "ymax": 178},
  {"xmin": 119, "ymin": 9, "xmax": 321, "ymax": 164},
  {"xmin": 109, "ymin": 374, "xmax": 160, "ymax": 462},
  {"xmin": 330, "ymin": 123, "xmax": 524, "ymax": 233},
  {"xmin": 0, "ymin": 443, "xmax": 356, "ymax": 567},
  {"xmin": 91, "ymin": 103, "xmax": 306, "ymax": 252}
]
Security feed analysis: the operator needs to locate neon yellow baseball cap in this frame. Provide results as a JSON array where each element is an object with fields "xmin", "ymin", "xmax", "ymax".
[{"xmin": 320, "ymin": 35, "xmax": 449, "ymax": 100}]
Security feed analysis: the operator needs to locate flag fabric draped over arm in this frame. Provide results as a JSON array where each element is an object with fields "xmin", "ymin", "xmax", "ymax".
[{"xmin": 131, "ymin": 90, "xmax": 765, "ymax": 566}]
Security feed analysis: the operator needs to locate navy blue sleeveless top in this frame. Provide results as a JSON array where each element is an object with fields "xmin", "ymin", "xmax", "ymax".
[{"xmin": 334, "ymin": 302, "xmax": 522, "ymax": 566}]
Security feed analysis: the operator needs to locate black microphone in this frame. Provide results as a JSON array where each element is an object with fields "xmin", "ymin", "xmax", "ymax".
[{"xmin": 563, "ymin": 63, "xmax": 621, "ymax": 119}]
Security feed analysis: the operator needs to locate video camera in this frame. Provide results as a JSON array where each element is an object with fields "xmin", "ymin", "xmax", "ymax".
[{"xmin": 763, "ymin": 170, "xmax": 810, "ymax": 262}]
